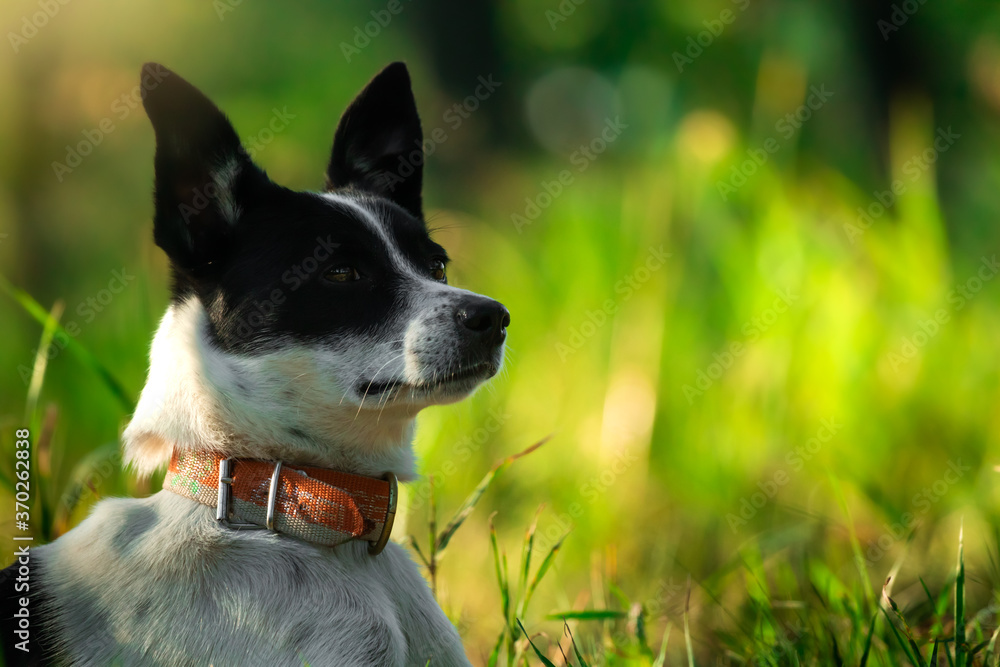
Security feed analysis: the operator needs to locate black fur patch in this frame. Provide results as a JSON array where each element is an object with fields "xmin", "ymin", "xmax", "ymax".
[
  {"xmin": 111, "ymin": 505, "xmax": 159, "ymax": 554},
  {"xmin": 141, "ymin": 63, "xmax": 451, "ymax": 355},
  {"xmin": 195, "ymin": 192, "xmax": 447, "ymax": 353},
  {"xmin": 0, "ymin": 557, "xmax": 57, "ymax": 666}
]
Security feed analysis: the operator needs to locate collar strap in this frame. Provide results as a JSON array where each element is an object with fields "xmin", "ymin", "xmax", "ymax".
[{"xmin": 164, "ymin": 451, "xmax": 397, "ymax": 554}]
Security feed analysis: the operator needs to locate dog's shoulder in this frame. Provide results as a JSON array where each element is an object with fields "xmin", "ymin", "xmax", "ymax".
[
  {"xmin": 368, "ymin": 542, "xmax": 471, "ymax": 665},
  {"xmin": 33, "ymin": 491, "xmax": 467, "ymax": 665}
]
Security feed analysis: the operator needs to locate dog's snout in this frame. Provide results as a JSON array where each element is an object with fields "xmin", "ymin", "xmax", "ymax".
[{"xmin": 456, "ymin": 299, "xmax": 510, "ymax": 343}]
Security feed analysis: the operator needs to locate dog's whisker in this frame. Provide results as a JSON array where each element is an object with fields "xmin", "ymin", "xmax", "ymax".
[
  {"xmin": 337, "ymin": 340, "xmax": 408, "ymax": 406},
  {"xmin": 354, "ymin": 351, "xmax": 407, "ymax": 420}
]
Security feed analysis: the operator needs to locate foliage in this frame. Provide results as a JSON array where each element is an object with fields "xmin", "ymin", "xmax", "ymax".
[{"xmin": 2, "ymin": 0, "xmax": 1000, "ymax": 663}]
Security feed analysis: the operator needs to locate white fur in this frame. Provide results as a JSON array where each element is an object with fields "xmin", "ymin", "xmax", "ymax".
[
  {"xmin": 213, "ymin": 158, "xmax": 243, "ymax": 226},
  {"xmin": 49, "ymin": 191, "xmax": 504, "ymax": 665},
  {"xmin": 50, "ymin": 292, "xmax": 476, "ymax": 665},
  {"xmin": 318, "ymin": 193, "xmax": 415, "ymax": 279},
  {"xmin": 38, "ymin": 492, "xmax": 467, "ymax": 665},
  {"xmin": 123, "ymin": 298, "xmax": 418, "ymax": 479}
]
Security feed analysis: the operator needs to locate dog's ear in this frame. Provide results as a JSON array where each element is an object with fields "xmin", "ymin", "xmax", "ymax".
[
  {"xmin": 141, "ymin": 63, "xmax": 268, "ymax": 271},
  {"xmin": 325, "ymin": 62, "xmax": 424, "ymax": 218}
]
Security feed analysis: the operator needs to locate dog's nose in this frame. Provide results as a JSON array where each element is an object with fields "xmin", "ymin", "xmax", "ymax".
[{"xmin": 456, "ymin": 298, "xmax": 510, "ymax": 344}]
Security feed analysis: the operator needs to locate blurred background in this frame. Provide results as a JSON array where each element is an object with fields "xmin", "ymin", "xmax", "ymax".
[{"xmin": 3, "ymin": 0, "xmax": 1000, "ymax": 663}]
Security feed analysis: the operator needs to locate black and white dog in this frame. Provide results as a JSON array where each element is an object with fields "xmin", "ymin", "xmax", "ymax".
[{"xmin": 2, "ymin": 62, "xmax": 508, "ymax": 666}]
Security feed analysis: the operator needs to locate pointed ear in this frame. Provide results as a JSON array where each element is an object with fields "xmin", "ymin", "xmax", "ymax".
[
  {"xmin": 325, "ymin": 62, "xmax": 424, "ymax": 218},
  {"xmin": 141, "ymin": 62, "xmax": 267, "ymax": 271}
]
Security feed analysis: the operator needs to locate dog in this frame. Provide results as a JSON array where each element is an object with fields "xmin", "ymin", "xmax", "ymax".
[{"xmin": 1, "ymin": 62, "xmax": 509, "ymax": 666}]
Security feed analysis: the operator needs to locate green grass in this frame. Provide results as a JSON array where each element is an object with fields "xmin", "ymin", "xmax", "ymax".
[
  {"xmin": 3, "ymin": 2, "xmax": 1000, "ymax": 663},
  {"xmin": 5, "ymin": 120, "xmax": 1000, "ymax": 662}
]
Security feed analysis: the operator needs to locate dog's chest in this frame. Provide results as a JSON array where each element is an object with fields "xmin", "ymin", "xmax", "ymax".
[{"xmin": 37, "ymin": 492, "xmax": 434, "ymax": 666}]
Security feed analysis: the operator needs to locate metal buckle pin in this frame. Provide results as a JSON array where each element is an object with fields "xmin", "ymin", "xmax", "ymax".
[
  {"xmin": 266, "ymin": 461, "xmax": 283, "ymax": 531},
  {"xmin": 216, "ymin": 458, "xmax": 267, "ymax": 530},
  {"xmin": 368, "ymin": 472, "xmax": 398, "ymax": 555}
]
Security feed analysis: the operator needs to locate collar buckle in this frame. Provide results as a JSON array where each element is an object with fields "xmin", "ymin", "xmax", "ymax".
[
  {"xmin": 216, "ymin": 458, "xmax": 283, "ymax": 531},
  {"xmin": 367, "ymin": 472, "xmax": 398, "ymax": 555}
]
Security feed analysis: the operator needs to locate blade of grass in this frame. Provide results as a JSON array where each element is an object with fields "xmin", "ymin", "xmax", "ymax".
[
  {"xmin": 829, "ymin": 473, "xmax": 876, "ymax": 614},
  {"xmin": 957, "ymin": 522, "xmax": 966, "ymax": 667},
  {"xmin": 435, "ymin": 436, "xmax": 551, "ymax": 553},
  {"xmin": 683, "ymin": 575, "xmax": 694, "ymax": 667},
  {"xmin": 25, "ymin": 299, "xmax": 64, "ymax": 424},
  {"xmin": 408, "ymin": 535, "xmax": 430, "ymax": 569},
  {"xmin": 564, "ymin": 621, "xmax": 589, "ymax": 667},
  {"xmin": 882, "ymin": 577, "xmax": 928, "ymax": 667},
  {"xmin": 517, "ymin": 504, "xmax": 545, "ymax": 616},
  {"xmin": 0, "ymin": 298, "xmax": 62, "ymax": 498},
  {"xmin": 652, "ymin": 623, "xmax": 672, "ymax": 667},
  {"xmin": 523, "ymin": 526, "xmax": 571, "ymax": 617},
  {"xmin": 608, "ymin": 581, "xmax": 631, "ymax": 611},
  {"xmin": 0, "ymin": 273, "xmax": 134, "ymax": 412},
  {"xmin": 428, "ymin": 475, "xmax": 437, "ymax": 598},
  {"xmin": 859, "ymin": 611, "xmax": 878, "ymax": 667},
  {"xmin": 35, "ymin": 404, "xmax": 58, "ymax": 540},
  {"xmin": 984, "ymin": 624, "xmax": 1000, "ymax": 667},
  {"xmin": 546, "ymin": 610, "xmax": 627, "ymax": 621},
  {"xmin": 19, "ymin": 299, "xmax": 65, "ymax": 535},
  {"xmin": 516, "ymin": 620, "xmax": 557, "ymax": 667},
  {"xmin": 556, "ymin": 641, "xmax": 571, "ymax": 667},
  {"xmin": 488, "ymin": 512, "xmax": 511, "ymax": 629},
  {"xmin": 918, "ymin": 576, "xmax": 944, "ymax": 637},
  {"xmin": 881, "ymin": 606, "xmax": 922, "ymax": 666},
  {"xmin": 970, "ymin": 640, "xmax": 991, "ymax": 663},
  {"xmin": 487, "ymin": 627, "xmax": 506, "ymax": 667}
]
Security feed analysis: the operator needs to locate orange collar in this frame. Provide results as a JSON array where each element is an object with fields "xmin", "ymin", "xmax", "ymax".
[{"xmin": 164, "ymin": 450, "xmax": 397, "ymax": 554}]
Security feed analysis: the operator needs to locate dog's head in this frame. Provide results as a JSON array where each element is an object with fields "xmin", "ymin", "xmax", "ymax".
[{"xmin": 129, "ymin": 63, "xmax": 508, "ymax": 473}]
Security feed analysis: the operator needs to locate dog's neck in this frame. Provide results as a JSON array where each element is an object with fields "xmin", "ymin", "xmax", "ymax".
[{"xmin": 123, "ymin": 298, "xmax": 417, "ymax": 480}]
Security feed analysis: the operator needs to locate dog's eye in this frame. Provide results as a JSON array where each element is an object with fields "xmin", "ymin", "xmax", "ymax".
[
  {"xmin": 430, "ymin": 260, "xmax": 447, "ymax": 283},
  {"xmin": 325, "ymin": 266, "xmax": 360, "ymax": 283}
]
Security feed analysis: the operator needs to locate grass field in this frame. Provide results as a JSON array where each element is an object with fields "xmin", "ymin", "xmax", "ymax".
[{"xmin": 3, "ymin": 1, "xmax": 1000, "ymax": 664}]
